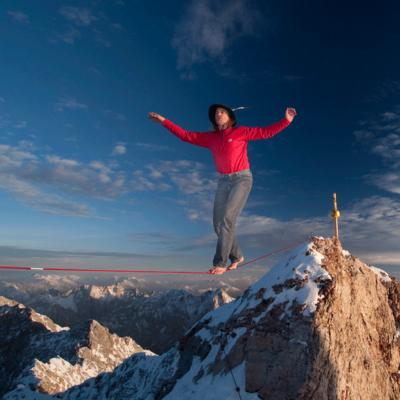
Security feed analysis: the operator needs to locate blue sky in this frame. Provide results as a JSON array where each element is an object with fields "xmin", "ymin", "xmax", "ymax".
[{"xmin": 1, "ymin": 0, "xmax": 400, "ymax": 281}]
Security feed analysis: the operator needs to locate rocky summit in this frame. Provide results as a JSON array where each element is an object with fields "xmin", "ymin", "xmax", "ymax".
[
  {"xmin": 0, "ymin": 297, "xmax": 145, "ymax": 397},
  {"xmin": 5, "ymin": 236, "xmax": 400, "ymax": 400}
]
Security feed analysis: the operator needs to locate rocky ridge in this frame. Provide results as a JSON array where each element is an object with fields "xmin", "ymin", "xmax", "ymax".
[{"xmin": 0, "ymin": 297, "xmax": 145, "ymax": 397}]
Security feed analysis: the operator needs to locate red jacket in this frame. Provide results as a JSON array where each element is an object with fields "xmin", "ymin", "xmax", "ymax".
[{"xmin": 163, "ymin": 118, "xmax": 290, "ymax": 175}]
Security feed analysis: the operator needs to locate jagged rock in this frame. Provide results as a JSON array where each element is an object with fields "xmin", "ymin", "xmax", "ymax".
[
  {"xmin": 5, "ymin": 237, "xmax": 400, "ymax": 400},
  {"xmin": 0, "ymin": 299, "xmax": 145, "ymax": 396},
  {"xmin": 0, "ymin": 283, "xmax": 233, "ymax": 354},
  {"xmin": 0, "ymin": 295, "xmax": 19, "ymax": 308}
]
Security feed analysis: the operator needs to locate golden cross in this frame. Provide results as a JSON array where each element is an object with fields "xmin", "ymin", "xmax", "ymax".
[{"xmin": 331, "ymin": 193, "xmax": 340, "ymax": 239}]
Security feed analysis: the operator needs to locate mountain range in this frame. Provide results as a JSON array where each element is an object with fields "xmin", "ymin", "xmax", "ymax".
[
  {"xmin": 5, "ymin": 236, "xmax": 400, "ymax": 399},
  {"xmin": 0, "ymin": 282, "xmax": 233, "ymax": 354}
]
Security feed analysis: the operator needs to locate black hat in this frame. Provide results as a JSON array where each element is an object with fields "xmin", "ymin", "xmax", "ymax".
[{"xmin": 208, "ymin": 104, "xmax": 237, "ymax": 127}]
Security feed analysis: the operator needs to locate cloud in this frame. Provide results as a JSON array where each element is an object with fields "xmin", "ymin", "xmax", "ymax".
[
  {"xmin": 59, "ymin": 7, "xmax": 99, "ymax": 26},
  {"xmin": 8, "ymin": 11, "xmax": 30, "ymax": 25},
  {"xmin": 369, "ymin": 172, "xmax": 400, "ymax": 195},
  {"xmin": 0, "ymin": 117, "xmax": 11, "ymax": 128},
  {"xmin": 111, "ymin": 142, "xmax": 126, "ymax": 156},
  {"xmin": 116, "ymin": 113, "xmax": 126, "ymax": 121},
  {"xmin": 0, "ymin": 144, "xmax": 128, "ymax": 203},
  {"xmin": 89, "ymin": 67, "xmax": 102, "ymax": 75},
  {"xmin": 144, "ymin": 160, "xmax": 218, "ymax": 194},
  {"xmin": 56, "ymin": 96, "xmax": 88, "ymax": 111},
  {"xmin": 172, "ymin": 0, "xmax": 263, "ymax": 73},
  {"xmin": 130, "ymin": 170, "xmax": 172, "ymax": 192},
  {"xmin": 134, "ymin": 143, "xmax": 173, "ymax": 152},
  {"xmin": 0, "ymin": 245, "xmax": 166, "ymax": 260},
  {"xmin": 94, "ymin": 29, "xmax": 111, "ymax": 47},
  {"xmin": 23, "ymin": 194, "xmax": 101, "ymax": 218},
  {"xmin": 362, "ymin": 80, "xmax": 400, "ymax": 103},
  {"xmin": 128, "ymin": 232, "xmax": 183, "ymax": 246},
  {"xmin": 52, "ymin": 25, "xmax": 81, "ymax": 45},
  {"xmin": 174, "ymin": 195, "xmax": 400, "ymax": 267},
  {"xmin": 1, "ymin": 148, "xmax": 214, "ymax": 214},
  {"xmin": 354, "ymin": 107, "xmax": 400, "ymax": 193},
  {"xmin": 14, "ymin": 121, "xmax": 27, "ymax": 129}
]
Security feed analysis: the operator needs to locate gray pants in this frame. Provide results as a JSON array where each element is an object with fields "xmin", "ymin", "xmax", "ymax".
[{"xmin": 213, "ymin": 169, "xmax": 253, "ymax": 267}]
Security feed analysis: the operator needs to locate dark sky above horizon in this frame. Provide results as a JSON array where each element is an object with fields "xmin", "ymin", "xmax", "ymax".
[{"xmin": 1, "ymin": 0, "xmax": 400, "ymax": 282}]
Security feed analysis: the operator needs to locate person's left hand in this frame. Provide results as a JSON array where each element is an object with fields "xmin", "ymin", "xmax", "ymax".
[{"xmin": 285, "ymin": 108, "xmax": 297, "ymax": 122}]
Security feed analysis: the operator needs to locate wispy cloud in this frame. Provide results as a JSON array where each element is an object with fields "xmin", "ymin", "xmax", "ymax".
[
  {"xmin": 0, "ymin": 245, "xmax": 166, "ymax": 260},
  {"xmin": 111, "ymin": 142, "xmax": 126, "ymax": 156},
  {"xmin": 14, "ymin": 121, "xmax": 27, "ymax": 129},
  {"xmin": 94, "ymin": 29, "xmax": 111, "ymax": 47},
  {"xmin": 0, "ymin": 117, "xmax": 11, "ymax": 129},
  {"xmin": 354, "ymin": 107, "xmax": 400, "ymax": 194},
  {"xmin": 56, "ymin": 96, "xmax": 88, "ymax": 111},
  {"xmin": 128, "ymin": 232, "xmax": 183, "ymax": 246},
  {"xmin": 172, "ymin": 0, "xmax": 263, "ymax": 78},
  {"xmin": 52, "ymin": 25, "xmax": 81, "ymax": 45},
  {"xmin": 134, "ymin": 143, "xmax": 173, "ymax": 152},
  {"xmin": 8, "ymin": 11, "xmax": 30, "ymax": 25},
  {"xmin": 174, "ymin": 195, "xmax": 400, "ymax": 266},
  {"xmin": 362, "ymin": 80, "xmax": 400, "ymax": 103},
  {"xmin": 59, "ymin": 7, "xmax": 99, "ymax": 26}
]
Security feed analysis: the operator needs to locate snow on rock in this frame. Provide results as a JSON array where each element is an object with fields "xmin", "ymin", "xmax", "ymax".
[{"xmin": 368, "ymin": 265, "xmax": 392, "ymax": 283}]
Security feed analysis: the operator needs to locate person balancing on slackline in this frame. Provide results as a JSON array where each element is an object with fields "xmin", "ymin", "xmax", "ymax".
[{"xmin": 148, "ymin": 105, "xmax": 297, "ymax": 275}]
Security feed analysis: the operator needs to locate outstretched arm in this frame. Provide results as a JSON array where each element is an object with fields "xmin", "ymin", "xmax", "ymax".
[
  {"xmin": 148, "ymin": 112, "xmax": 208, "ymax": 148},
  {"xmin": 244, "ymin": 108, "xmax": 296, "ymax": 141},
  {"xmin": 148, "ymin": 112, "xmax": 165, "ymax": 124},
  {"xmin": 285, "ymin": 108, "xmax": 297, "ymax": 123}
]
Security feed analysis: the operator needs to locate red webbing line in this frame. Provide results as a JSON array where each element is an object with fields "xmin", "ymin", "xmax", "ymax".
[
  {"xmin": 0, "ymin": 238, "xmax": 310, "ymax": 275},
  {"xmin": 0, "ymin": 266, "xmax": 208, "ymax": 274}
]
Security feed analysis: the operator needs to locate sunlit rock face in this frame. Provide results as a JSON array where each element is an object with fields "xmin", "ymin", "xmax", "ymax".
[
  {"xmin": 0, "ymin": 298, "xmax": 145, "ymax": 397},
  {"xmin": 5, "ymin": 237, "xmax": 400, "ymax": 400}
]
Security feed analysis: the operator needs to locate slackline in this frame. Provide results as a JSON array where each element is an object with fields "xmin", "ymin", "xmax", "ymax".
[{"xmin": 0, "ymin": 238, "xmax": 311, "ymax": 275}]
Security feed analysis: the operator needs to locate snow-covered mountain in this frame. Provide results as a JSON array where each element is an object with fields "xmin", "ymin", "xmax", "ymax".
[
  {"xmin": 0, "ymin": 273, "xmax": 254, "ymax": 299},
  {"xmin": 0, "ymin": 282, "xmax": 233, "ymax": 354},
  {"xmin": 7, "ymin": 236, "xmax": 400, "ymax": 400},
  {"xmin": 0, "ymin": 296, "xmax": 145, "ymax": 397},
  {"xmin": 5, "ymin": 236, "xmax": 400, "ymax": 399}
]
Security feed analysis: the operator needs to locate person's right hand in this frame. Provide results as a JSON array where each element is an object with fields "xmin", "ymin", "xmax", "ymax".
[{"xmin": 148, "ymin": 112, "xmax": 165, "ymax": 124}]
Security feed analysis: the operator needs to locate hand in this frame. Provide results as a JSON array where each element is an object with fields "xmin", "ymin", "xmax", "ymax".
[
  {"xmin": 285, "ymin": 108, "xmax": 297, "ymax": 123},
  {"xmin": 148, "ymin": 112, "xmax": 166, "ymax": 124}
]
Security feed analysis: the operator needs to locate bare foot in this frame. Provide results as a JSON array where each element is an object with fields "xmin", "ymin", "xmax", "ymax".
[
  {"xmin": 227, "ymin": 256, "xmax": 244, "ymax": 271},
  {"xmin": 207, "ymin": 266, "xmax": 226, "ymax": 275}
]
